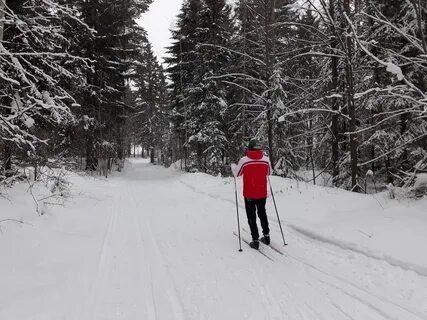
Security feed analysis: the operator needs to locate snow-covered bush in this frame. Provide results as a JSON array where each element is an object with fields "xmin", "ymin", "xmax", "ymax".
[
  {"xmin": 387, "ymin": 173, "xmax": 427, "ymax": 200},
  {"xmin": 23, "ymin": 165, "xmax": 71, "ymax": 215},
  {"xmin": 413, "ymin": 174, "xmax": 427, "ymax": 198}
]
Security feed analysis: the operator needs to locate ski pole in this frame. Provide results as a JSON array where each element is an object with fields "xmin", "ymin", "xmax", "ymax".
[
  {"xmin": 268, "ymin": 177, "xmax": 288, "ymax": 246},
  {"xmin": 234, "ymin": 177, "xmax": 243, "ymax": 252}
]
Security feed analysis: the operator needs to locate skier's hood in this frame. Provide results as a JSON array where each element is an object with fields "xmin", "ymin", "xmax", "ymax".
[{"xmin": 246, "ymin": 149, "xmax": 264, "ymax": 160}]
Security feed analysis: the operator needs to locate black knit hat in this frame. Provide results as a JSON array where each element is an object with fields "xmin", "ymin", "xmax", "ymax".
[{"xmin": 247, "ymin": 139, "xmax": 261, "ymax": 150}]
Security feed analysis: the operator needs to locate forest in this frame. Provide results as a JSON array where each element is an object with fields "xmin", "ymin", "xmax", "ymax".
[{"xmin": 1, "ymin": 0, "xmax": 426, "ymax": 193}]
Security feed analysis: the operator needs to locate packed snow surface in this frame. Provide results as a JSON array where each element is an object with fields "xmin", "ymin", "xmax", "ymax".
[{"xmin": 1, "ymin": 159, "xmax": 427, "ymax": 319}]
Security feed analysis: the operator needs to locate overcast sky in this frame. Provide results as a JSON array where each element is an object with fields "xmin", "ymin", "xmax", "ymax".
[{"xmin": 138, "ymin": 0, "xmax": 184, "ymax": 64}]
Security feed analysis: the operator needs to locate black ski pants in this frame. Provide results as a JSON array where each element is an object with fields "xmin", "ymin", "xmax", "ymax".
[{"xmin": 244, "ymin": 198, "xmax": 270, "ymax": 241}]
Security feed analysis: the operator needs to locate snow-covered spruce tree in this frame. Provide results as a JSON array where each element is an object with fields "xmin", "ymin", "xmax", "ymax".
[
  {"xmin": 275, "ymin": 0, "xmax": 426, "ymax": 191},
  {"xmin": 192, "ymin": 0, "xmax": 233, "ymax": 175},
  {"xmin": 219, "ymin": 0, "xmax": 258, "ymax": 161},
  {"xmin": 229, "ymin": 0, "xmax": 298, "ymax": 168},
  {"xmin": 350, "ymin": 0, "xmax": 427, "ymax": 188},
  {"xmin": 161, "ymin": 0, "xmax": 425, "ymax": 193},
  {"xmin": 311, "ymin": 0, "xmax": 361, "ymax": 190},
  {"xmin": 68, "ymin": 0, "xmax": 153, "ymax": 172},
  {"xmin": 0, "ymin": 0, "xmax": 90, "ymax": 179},
  {"xmin": 129, "ymin": 39, "xmax": 169, "ymax": 165},
  {"xmin": 273, "ymin": 0, "xmax": 365, "ymax": 190},
  {"xmin": 269, "ymin": 1, "xmax": 343, "ymax": 184},
  {"xmin": 326, "ymin": 0, "xmax": 343, "ymax": 185},
  {"xmin": 166, "ymin": 0, "xmax": 201, "ymax": 171},
  {"xmin": 275, "ymin": 8, "xmax": 326, "ymax": 179},
  {"xmin": 319, "ymin": 0, "xmax": 361, "ymax": 190},
  {"xmin": 167, "ymin": 0, "xmax": 234, "ymax": 174},
  {"xmin": 298, "ymin": 0, "xmax": 426, "ymax": 189},
  {"xmin": 225, "ymin": 0, "xmax": 264, "ymax": 159}
]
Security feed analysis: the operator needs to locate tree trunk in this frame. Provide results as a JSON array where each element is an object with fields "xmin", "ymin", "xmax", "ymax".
[
  {"xmin": 117, "ymin": 128, "xmax": 124, "ymax": 160},
  {"xmin": 329, "ymin": 0, "xmax": 340, "ymax": 184},
  {"xmin": 413, "ymin": 0, "xmax": 427, "ymax": 54},
  {"xmin": 385, "ymin": 157, "xmax": 393, "ymax": 184},
  {"xmin": 2, "ymin": 142, "xmax": 12, "ymax": 172},
  {"xmin": 0, "ymin": 0, "xmax": 5, "ymax": 42},
  {"xmin": 241, "ymin": 0, "xmax": 248, "ymax": 143},
  {"xmin": 1, "ymin": 0, "xmax": 25, "ymax": 173},
  {"xmin": 344, "ymin": 0, "xmax": 359, "ymax": 191},
  {"xmin": 370, "ymin": 108, "xmax": 376, "ymax": 173},
  {"xmin": 150, "ymin": 148, "xmax": 155, "ymax": 164},
  {"xmin": 265, "ymin": 0, "xmax": 276, "ymax": 168},
  {"xmin": 85, "ymin": 133, "xmax": 97, "ymax": 170}
]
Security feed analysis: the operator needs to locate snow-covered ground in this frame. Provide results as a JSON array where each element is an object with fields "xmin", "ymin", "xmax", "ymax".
[{"xmin": 1, "ymin": 158, "xmax": 427, "ymax": 320}]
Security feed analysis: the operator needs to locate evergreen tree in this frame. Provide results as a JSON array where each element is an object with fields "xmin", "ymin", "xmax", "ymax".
[
  {"xmin": 353, "ymin": 0, "xmax": 427, "ymax": 186},
  {"xmin": 166, "ymin": 0, "xmax": 234, "ymax": 174},
  {"xmin": 231, "ymin": 0, "xmax": 298, "ymax": 167},
  {"xmin": 71, "ymin": 0, "xmax": 152, "ymax": 171},
  {"xmin": 0, "ymin": 0, "xmax": 90, "ymax": 176},
  {"xmin": 131, "ymin": 39, "xmax": 169, "ymax": 165}
]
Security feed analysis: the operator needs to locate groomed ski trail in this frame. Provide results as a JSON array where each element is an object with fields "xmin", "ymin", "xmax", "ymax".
[
  {"xmin": 88, "ymin": 159, "xmax": 427, "ymax": 320},
  {"xmin": 80, "ymin": 166, "xmax": 186, "ymax": 320}
]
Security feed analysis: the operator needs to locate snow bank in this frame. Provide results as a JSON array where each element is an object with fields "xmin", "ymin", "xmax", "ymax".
[{"xmin": 0, "ymin": 170, "xmax": 119, "ymax": 319}]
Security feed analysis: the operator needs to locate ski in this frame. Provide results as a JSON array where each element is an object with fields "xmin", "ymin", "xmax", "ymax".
[
  {"xmin": 241, "ymin": 227, "xmax": 285, "ymax": 256},
  {"xmin": 233, "ymin": 231, "xmax": 274, "ymax": 261},
  {"xmin": 267, "ymin": 241, "xmax": 286, "ymax": 256}
]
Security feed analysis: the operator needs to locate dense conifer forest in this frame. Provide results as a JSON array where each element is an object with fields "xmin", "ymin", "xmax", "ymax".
[{"xmin": 1, "ymin": 0, "xmax": 426, "ymax": 193}]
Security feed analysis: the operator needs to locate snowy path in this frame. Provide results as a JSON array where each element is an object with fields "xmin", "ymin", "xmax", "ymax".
[{"xmin": 1, "ymin": 159, "xmax": 427, "ymax": 320}]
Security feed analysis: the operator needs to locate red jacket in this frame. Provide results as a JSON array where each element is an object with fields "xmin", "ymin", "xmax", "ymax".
[{"xmin": 231, "ymin": 150, "xmax": 272, "ymax": 199}]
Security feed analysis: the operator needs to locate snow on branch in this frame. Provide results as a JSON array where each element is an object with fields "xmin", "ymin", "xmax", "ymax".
[
  {"xmin": 278, "ymin": 108, "xmax": 351, "ymax": 123},
  {"xmin": 359, "ymin": 133, "xmax": 427, "ymax": 167},
  {"xmin": 344, "ymin": 13, "xmax": 427, "ymax": 108},
  {"xmin": 40, "ymin": 0, "xmax": 96, "ymax": 34},
  {"xmin": 360, "ymin": 11, "xmax": 425, "ymax": 54},
  {"xmin": 221, "ymin": 80, "xmax": 267, "ymax": 103},
  {"xmin": 0, "ymin": 0, "xmax": 92, "ymax": 153},
  {"xmin": 204, "ymin": 73, "xmax": 267, "ymax": 88},
  {"xmin": 198, "ymin": 43, "xmax": 266, "ymax": 66},
  {"xmin": 291, "ymin": 51, "xmax": 344, "ymax": 59}
]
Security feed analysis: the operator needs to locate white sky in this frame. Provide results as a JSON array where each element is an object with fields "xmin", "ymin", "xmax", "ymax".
[{"xmin": 138, "ymin": 0, "xmax": 184, "ymax": 64}]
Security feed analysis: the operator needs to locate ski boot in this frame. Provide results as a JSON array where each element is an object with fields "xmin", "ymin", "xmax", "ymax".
[
  {"xmin": 249, "ymin": 239, "xmax": 260, "ymax": 250},
  {"xmin": 260, "ymin": 234, "xmax": 270, "ymax": 245}
]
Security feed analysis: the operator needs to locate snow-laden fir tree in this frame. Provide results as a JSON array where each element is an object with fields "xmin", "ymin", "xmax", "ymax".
[
  {"xmin": 68, "ymin": 0, "xmax": 153, "ymax": 172},
  {"xmin": 129, "ymin": 38, "xmax": 169, "ymax": 165},
  {"xmin": 166, "ymin": 0, "xmax": 234, "ymax": 174},
  {"xmin": 352, "ymin": 0, "xmax": 427, "ymax": 188},
  {"xmin": 0, "ymin": 0, "xmax": 91, "ymax": 178},
  {"xmin": 230, "ymin": 0, "xmax": 298, "ymax": 168}
]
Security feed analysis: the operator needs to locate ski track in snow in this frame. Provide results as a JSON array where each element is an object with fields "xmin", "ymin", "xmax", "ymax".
[
  {"xmin": 81, "ymin": 183, "xmax": 155, "ymax": 319},
  {"xmin": 79, "ymin": 169, "xmax": 186, "ymax": 320},
  {"xmin": 128, "ymin": 182, "xmax": 186, "ymax": 320},
  {"xmin": 1, "ymin": 159, "xmax": 427, "ymax": 320}
]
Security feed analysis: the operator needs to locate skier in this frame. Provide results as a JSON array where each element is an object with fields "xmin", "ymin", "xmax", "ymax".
[{"xmin": 231, "ymin": 139, "xmax": 272, "ymax": 250}]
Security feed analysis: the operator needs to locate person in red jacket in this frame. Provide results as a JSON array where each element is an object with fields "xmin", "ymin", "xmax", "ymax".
[{"xmin": 231, "ymin": 139, "xmax": 272, "ymax": 250}]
